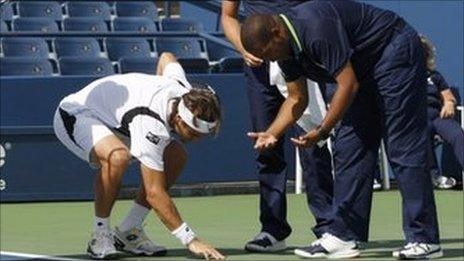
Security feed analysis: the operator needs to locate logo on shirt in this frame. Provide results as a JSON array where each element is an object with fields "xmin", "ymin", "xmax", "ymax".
[{"xmin": 146, "ymin": 132, "xmax": 160, "ymax": 145}]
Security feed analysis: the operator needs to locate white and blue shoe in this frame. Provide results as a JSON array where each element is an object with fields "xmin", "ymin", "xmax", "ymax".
[
  {"xmin": 393, "ymin": 242, "xmax": 443, "ymax": 260},
  {"xmin": 294, "ymin": 233, "xmax": 360, "ymax": 259},
  {"xmin": 87, "ymin": 230, "xmax": 118, "ymax": 260},
  {"xmin": 113, "ymin": 226, "xmax": 167, "ymax": 257}
]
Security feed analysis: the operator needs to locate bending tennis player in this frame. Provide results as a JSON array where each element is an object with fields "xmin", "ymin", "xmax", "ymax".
[{"xmin": 53, "ymin": 52, "xmax": 225, "ymax": 260}]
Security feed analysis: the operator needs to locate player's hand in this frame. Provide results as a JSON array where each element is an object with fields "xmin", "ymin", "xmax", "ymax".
[
  {"xmin": 440, "ymin": 101, "xmax": 455, "ymax": 118},
  {"xmin": 187, "ymin": 238, "xmax": 225, "ymax": 260},
  {"xmin": 290, "ymin": 129, "xmax": 320, "ymax": 148},
  {"xmin": 242, "ymin": 50, "xmax": 263, "ymax": 67},
  {"xmin": 247, "ymin": 132, "xmax": 278, "ymax": 150}
]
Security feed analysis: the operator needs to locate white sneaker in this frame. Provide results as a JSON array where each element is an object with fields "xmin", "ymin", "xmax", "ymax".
[
  {"xmin": 87, "ymin": 230, "xmax": 118, "ymax": 260},
  {"xmin": 294, "ymin": 233, "xmax": 360, "ymax": 259},
  {"xmin": 244, "ymin": 232, "xmax": 287, "ymax": 252},
  {"xmin": 434, "ymin": 176, "xmax": 457, "ymax": 189},
  {"xmin": 373, "ymin": 179, "xmax": 382, "ymax": 190},
  {"xmin": 114, "ymin": 226, "xmax": 167, "ymax": 256},
  {"xmin": 394, "ymin": 242, "xmax": 443, "ymax": 259}
]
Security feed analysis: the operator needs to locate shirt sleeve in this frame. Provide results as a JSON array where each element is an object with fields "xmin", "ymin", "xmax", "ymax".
[
  {"xmin": 306, "ymin": 19, "xmax": 353, "ymax": 78},
  {"xmin": 163, "ymin": 62, "xmax": 192, "ymax": 89},
  {"xmin": 129, "ymin": 115, "xmax": 172, "ymax": 172},
  {"xmin": 431, "ymin": 71, "xmax": 450, "ymax": 91},
  {"xmin": 278, "ymin": 58, "xmax": 304, "ymax": 82}
]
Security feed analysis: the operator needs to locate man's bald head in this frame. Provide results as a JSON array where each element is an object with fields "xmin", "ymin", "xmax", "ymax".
[{"xmin": 240, "ymin": 14, "xmax": 291, "ymax": 61}]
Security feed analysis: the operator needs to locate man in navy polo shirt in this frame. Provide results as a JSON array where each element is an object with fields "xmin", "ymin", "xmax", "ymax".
[
  {"xmin": 240, "ymin": 0, "xmax": 442, "ymax": 259},
  {"xmin": 222, "ymin": 0, "xmax": 334, "ymax": 253}
]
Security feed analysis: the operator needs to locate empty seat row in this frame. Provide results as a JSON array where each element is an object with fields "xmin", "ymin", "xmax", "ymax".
[
  {"xmin": 1, "ymin": 17, "xmax": 204, "ymax": 32},
  {"xmin": 1, "ymin": 37, "xmax": 209, "ymax": 61},
  {"xmin": 0, "ymin": 1, "xmax": 159, "ymax": 21}
]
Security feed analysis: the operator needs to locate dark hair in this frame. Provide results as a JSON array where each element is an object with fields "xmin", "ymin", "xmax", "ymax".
[
  {"xmin": 240, "ymin": 14, "xmax": 276, "ymax": 56},
  {"xmin": 180, "ymin": 88, "xmax": 222, "ymax": 135}
]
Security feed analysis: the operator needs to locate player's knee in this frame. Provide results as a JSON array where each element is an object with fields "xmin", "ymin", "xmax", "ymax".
[
  {"xmin": 107, "ymin": 148, "xmax": 131, "ymax": 168},
  {"xmin": 145, "ymin": 186, "xmax": 165, "ymax": 205}
]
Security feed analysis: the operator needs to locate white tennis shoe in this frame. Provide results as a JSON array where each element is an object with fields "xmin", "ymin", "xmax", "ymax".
[{"xmin": 113, "ymin": 226, "xmax": 167, "ymax": 256}]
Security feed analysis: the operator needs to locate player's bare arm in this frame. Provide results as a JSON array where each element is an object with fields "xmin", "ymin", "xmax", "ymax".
[{"xmin": 156, "ymin": 52, "xmax": 179, "ymax": 75}]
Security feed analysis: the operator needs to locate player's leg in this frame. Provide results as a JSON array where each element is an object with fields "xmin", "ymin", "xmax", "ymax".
[
  {"xmin": 295, "ymin": 125, "xmax": 333, "ymax": 238},
  {"xmin": 294, "ymin": 90, "xmax": 380, "ymax": 259},
  {"xmin": 114, "ymin": 141, "xmax": 187, "ymax": 256},
  {"xmin": 243, "ymin": 64, "xmax": 290, "ymax": 252},
  {"xmin": 375, "ymin": 26, "xmax": 441, "ymax": 259}
]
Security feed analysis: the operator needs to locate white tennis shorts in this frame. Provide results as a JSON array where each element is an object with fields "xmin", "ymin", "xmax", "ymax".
[{"xmin": 53, "ymin": 107, "xmax": 114, "ymax": 167}]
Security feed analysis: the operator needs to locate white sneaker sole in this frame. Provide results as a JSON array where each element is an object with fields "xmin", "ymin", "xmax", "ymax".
[
  {"xmin": 294, "ymin": 248, "xmax": 360, "ymax": 259},
  {"xmin": 397, "ymin": 249, "xmax": 443, "ymax": 260}
]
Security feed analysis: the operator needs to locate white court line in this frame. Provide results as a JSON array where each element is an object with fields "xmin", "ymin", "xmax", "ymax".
[{"xmin": 0, "ymin": 251, "xmax": 82, "ymax": 260}]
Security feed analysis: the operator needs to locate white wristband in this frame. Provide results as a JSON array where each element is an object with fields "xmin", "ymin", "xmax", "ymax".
[{"xmin": 172, "ymin": 222, "xmax": 196, "ymax": 245}]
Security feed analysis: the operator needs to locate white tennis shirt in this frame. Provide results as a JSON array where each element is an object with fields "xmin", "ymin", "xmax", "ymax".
[{"xmin": 59, "ymin": 63, "xmax": 191, "ymax": 171}]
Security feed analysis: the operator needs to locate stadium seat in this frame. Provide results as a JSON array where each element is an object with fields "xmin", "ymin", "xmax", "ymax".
[
  {"xmin": 12, "ymin": 17, "xmax": 59, "ymax": 32},
  {"xmin": 112, "ymin": 17, "xmax": 157, "ymax": 33},
  {"xmin": 155, "ymin": 37, "xmax": 206, "ymax": 59},
  {"xmin": 161, "ymin": 18, "xmax": 203, "ymax": 32},
  {"xmin": 0, "ymin": 57, "xmax": 53, "ymax": 76},
  {"xmin": 106, "ymin": 38, "xmax": 151, "ymax": 61},
  {"xmin": 17, "ymin": 1, "xmax": 62, "ymax": 21},
  {"xmin": 0, "ymin": 2, "xmax": 13, "ymax": 21},
  {"xmin": 206, "ymin": 38, "xmax": 243, "ymax": 73},
  {"xmin": 65, "ymin": 2, "xmax": 111, "ymax": 21},
  {"xmin": 1, "ymin": 37, "xmax": 50, "ymax": 58},
  {"xmin": 59, "ymin": 57, "xmax": 114, "ymax": 76},
  {"xmin": 63, "ymin": 17, "xmax": 108, "ymax": 32},
  {"xmin": 216, "ymin": 57, "xmax": 244, "ymax": 73},
  {"xmin": 119, "ymin": 57, "xmax": 158, "ymax": 74},
  {"xmin": 54, "ymin": 37, "xmax": 101, "ymax": 58},
  {"xmin": 115, "ymin": 1, "xmax": 158, "ymax": 20},
  {"xmin": 1, "ymin": 20, "xmax": 8, "ymax": 32}
]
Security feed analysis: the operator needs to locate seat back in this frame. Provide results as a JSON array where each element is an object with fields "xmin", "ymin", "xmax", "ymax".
[
  {"xmin": 59, "ymin": 57, "xmax": 114, "ymax": 76},
  {"xmin": 112, "ymin": 17, "xmax": 157, "ymax": 33},
  {"xmin": 54, "ymin": 37, "xmax": 101, "ymax": 58},
  {"xmin": 17, "ymin": 1, "xmax": 62, "ymax": 21},
  {"xmin": 106, "ymin": 37, "xmax": 151, "ymax": 61},
  {"xmin": 12, "ymin": 17, "xmax": 59, "ymax": 32},
  {"xmin": 2, "ymin": 37, "xmax": 50, "ymax": 58},
  {"xmin": 161, "ymin": 18, "xmax": 203, "ymax": 32},
  {"xmin": 65, "ymin": 2, "xmax": 111, "ymax": 21},
  {"xmin": 1, "ymin": 20, "xmax": 8, "ymax": 32},
  {"xmin": 63, "ymin": 17, "xmax": 108, "ymax": 32},
  {"xmin": 0, "ymin": 2, "xmax": 13, "ymax": 21},
  {"xmin": 0, "ymin": 57, "xmax": 53, "ymax": 76},
  {"xmin": 115, "ymin": 1, "xmax": 157, "ymax": 20},
  {"xmin": 155, "ymin": 37, "xmax": 206, "ymax": 59}
]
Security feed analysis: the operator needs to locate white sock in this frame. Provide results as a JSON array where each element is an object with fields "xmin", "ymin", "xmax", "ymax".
[
  {"xmin": 119, "ymin": 202, "xmax": 150, "ymax": 232},
  {"xmin": 94, "ymin": 216, "xmax": 110, "ymax": 233}
]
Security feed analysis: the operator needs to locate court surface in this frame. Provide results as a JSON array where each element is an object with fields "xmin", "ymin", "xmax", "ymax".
[{"xmin": 1, "ymin": 191, "xmax": 463, "ymax": 260}]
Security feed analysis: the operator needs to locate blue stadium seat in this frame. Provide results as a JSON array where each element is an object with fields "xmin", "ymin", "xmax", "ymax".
[
  {"xmin": 17, "ymin": 1, "xmax": 62, "ymax": 21},
  {"xmin": 59, "ymin": 57, "xmax": 114, "ymax": 76},
  {"xmin": 0, "ymin": 2, "xmax": 13, "ymax": 21},
  {"xmin": 206, "ymin": 38, "xmax": 243, "ymax": 73},
  {"xmin": 112, "ymin": 17, "xmax": 157, "ymax": 33},
  {"xmin": 54, "ymin": 37, "xmax": 101, "ymax": 58},
  {"xmin": 1, "ymin": 20, "xmax": 8, "ymax": 32},
  {"xmin": 1, "ymin": 37, "xmax": 49, "ymax": 58},
  {"xmin": 119, "ymin": 57, "xmax": 158, "ymax": 74},
  {"xmin": 217, "ymin": 57, "xmax": 244, "ymax": 73},
  {"xmin": 12, "ymin": 17, "xmax": 59, "ymax": 32},
  {"xmin": 161, "ymin": 18, "xmax": 203, "ymax": 32},
  {"xmin": 65, "ymin": 2, "xmax": 111, "ymax": 21},
  {"xmin": 115, "ymin": 1, "xmax": 158, "ymax": 20},
  {"xmin": 63, "ymin": 17, "xmax": 108, "ymax": 32},
  {"xmin": 0, "ymin": 57, "xmax": 53, "ymax": 76},
  {"xmin": 155, "ymin": 37, "xmax": 206, "ymax": 59},
  {"xmin": 106, "ymin": 38, "xmax": 151, "ymax": 61}
]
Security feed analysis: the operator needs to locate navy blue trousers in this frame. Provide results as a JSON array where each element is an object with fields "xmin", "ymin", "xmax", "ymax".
[
  {"xmin": 245, "ymin": 63, "xmax": 333, "ymax": 240},
  {"xmin": 427, "ymin": 108, "xmax": 464, "ymax": 176},
  {"xmin": 329, "ymin": 24, "xmax": 440, "ymax": 244}
]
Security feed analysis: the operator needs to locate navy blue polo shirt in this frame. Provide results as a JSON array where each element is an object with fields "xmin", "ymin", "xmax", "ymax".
[
  {"xmin": 242, "ymin": 0, "xmax": 307, "ymax": 16},
  {"xmin": 278, "ymin": 0, "xmax": 403, "ymax": 83},
  {"xmin": 427, "ymin": 70, "xmax": 449, "ymax": 109}
]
